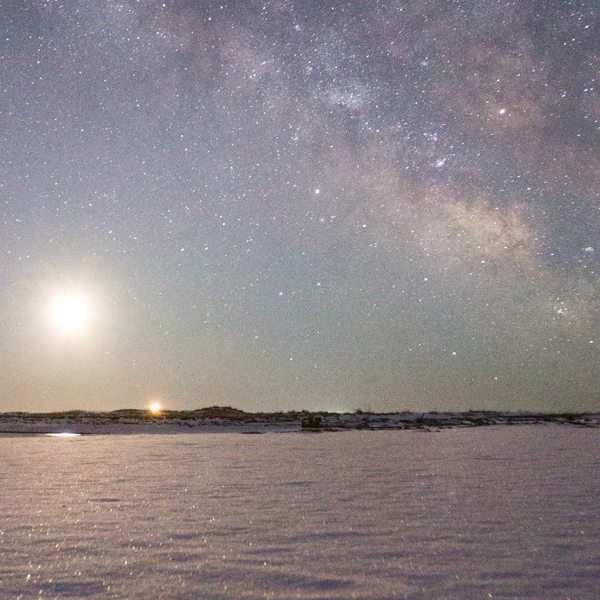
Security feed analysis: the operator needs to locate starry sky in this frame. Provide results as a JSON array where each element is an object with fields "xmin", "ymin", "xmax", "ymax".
[{"xmin": 1, "ymin": 0, "xmax": 599, "ymax": 414}]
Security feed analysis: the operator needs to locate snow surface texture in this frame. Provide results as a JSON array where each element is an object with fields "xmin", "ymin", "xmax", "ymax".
[{"xmin": 1, "ymin": 428, "xmax": 599, "ymax": 599}]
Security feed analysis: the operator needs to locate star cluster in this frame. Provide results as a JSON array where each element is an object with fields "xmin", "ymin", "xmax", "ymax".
[{"xmin": 1, "ymin": 0, "xmax": 598, "ymax": 412}]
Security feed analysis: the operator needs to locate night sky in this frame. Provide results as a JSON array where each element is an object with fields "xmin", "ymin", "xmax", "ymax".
[{"xmin": 1, "ymin": 0, "xmax": 599, "ymax": 413}]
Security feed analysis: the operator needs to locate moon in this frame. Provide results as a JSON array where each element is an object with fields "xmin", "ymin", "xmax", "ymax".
[{"xmin": 49, "ymin": 292, "xmax": 92, "ymax": 334}]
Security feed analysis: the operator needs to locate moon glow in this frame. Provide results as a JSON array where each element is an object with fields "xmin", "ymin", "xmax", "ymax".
[{"xmin": 49, "ymin": 292, "xmax": 92, "ymax": 334}]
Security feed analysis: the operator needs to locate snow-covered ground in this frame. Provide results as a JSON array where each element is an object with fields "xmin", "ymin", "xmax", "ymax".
[{"xmin": 1, "ymin": 427, "xmax": 599, "ymax": 599}]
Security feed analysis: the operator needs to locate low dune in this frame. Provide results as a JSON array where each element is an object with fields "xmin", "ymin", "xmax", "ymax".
[{"xmin": 0, "ymin": 408, "xmax": 598, "ymax": 435}]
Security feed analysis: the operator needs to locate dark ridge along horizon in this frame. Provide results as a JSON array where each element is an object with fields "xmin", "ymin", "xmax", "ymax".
[{"xmin": 0, "ymin": 407, "xmax": 599, "ymax": 434}]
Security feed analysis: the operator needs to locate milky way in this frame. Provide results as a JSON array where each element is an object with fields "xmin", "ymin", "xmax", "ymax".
[{"xmin": 1, "ymin": 0, "xmax": 598, "ymax": 412}]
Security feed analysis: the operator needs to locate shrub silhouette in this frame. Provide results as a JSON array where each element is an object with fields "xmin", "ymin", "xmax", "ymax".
[{"xmin": 301, "ymin": 415, "xmax": 322, "ymax": 429}]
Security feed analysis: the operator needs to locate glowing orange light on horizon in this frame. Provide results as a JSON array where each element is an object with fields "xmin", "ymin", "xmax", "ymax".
[{"xmin": 150, "ymin": 402, "xmax": 161, "ymax": 414}]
